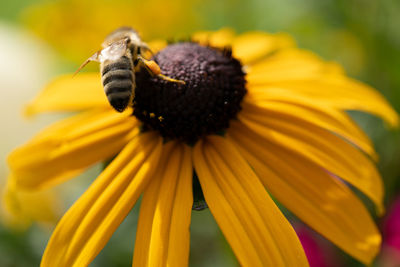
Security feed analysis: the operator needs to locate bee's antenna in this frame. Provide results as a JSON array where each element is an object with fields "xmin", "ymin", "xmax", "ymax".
[
  {"xmin": 73, "ymin": 59, "xmax": 91, "ymax": 77},
  {"xmin": 73, "ymin": 50, "xmax": 101, "ymax": 77}
]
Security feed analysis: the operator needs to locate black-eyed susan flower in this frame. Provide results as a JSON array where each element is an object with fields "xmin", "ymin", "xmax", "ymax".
[{"xmin": 6, "ymin": 29, "xmax": 399, "ymax": 266}]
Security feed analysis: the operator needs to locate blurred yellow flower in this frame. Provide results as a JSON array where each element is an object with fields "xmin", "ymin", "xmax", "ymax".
[
  {"xmin": 6, "ymin": 28, "xmax": 399, "ymax": 266},
  {"xmin": 21, "ymin": 0, "xmax": 204, "ymax": 63}
]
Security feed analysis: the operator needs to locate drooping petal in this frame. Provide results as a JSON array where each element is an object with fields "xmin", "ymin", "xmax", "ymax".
[
  {"xmin": 25, "ymin": 73, "xmax": 108, "ymax": 116},
  {"xmin": 243, "ymin": 87, "xmax": 377, "ymax": 159},
  {"xmin": 232, "ymin": 32, "xmax": 295, "ymax": 65},
  {"xmin": 1, "ymin": 176, "xmax": 61, "ymax": 229},
  {"xmin": 228, "ymin": 121, "xmax": 381, "ymax": 264},
  {"xmin": 133, "ymin": 142, "xmax": 192, "ymax": 267},
  {"xmin": 238, "ymin": 110, "xmax": 384, "ymax": 213},
  {"xmin": 193, "ymin": 136, "xmax": 308, "ymax": 267},
  {"xmin": 41, "ymin": 132, "xmax": 163, "ymax": 267},
  {"xmin": 8, "ymin": 109, "xmax": 138, "ymax": 190}
]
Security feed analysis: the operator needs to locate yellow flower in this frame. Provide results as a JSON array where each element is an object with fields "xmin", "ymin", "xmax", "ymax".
[
  {"xmin": 21, "ymin": 0, "xmax": 203, "ymax": 63},
  {"xmin": 7, "ymin": 29, "xmax": 398, "ymax": 266}
]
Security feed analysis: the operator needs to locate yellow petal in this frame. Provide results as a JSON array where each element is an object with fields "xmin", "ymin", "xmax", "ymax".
[
  {"xmin": 243, "ymin": 87, "xmax": 377, "ymax": 159},
  {"xmin": 191, "ymin": 28, "xmax": 235, "ymax": 48},
  {"xmin": 247, "ymin": 73, "xmax": 398, "ymax": 127},
  {"xmin": 8, "ymin": 109, "xmax": 138, "ymax": 190},
  {"xmin": 1, "ymin": 176, "xmax": 61, "ymax": 230},
  {"xmin": 193, "ymin": 136, "xmax": 308, "ymax": 267},
  {"xmin": 146, "ymin": 39, "xmax": 168, "ymax": 54},
  {"xmin": 238, "ymin": 112, "xmax": 384, "ymax": 213},
  {"xmin": 25, "ymin": 73, "xmax": 108, "ymax": 116},
  {"xmin": 232, "ymin": 32, "xmax": 295, "ymax": 65},
  {"xmin": 247, "ymin": 48, "xmax": 344, "ymax": 81},
  {"xmin": 227, "ymin": 122, "xmax": 381, "ymax": 264},
  {"xmin": 41, "ymin": 132, "xmax": 163, "ymax": 267},
  {"xmin": 133, "ymin": 142, "xmax": 192, "ymax": 266}
]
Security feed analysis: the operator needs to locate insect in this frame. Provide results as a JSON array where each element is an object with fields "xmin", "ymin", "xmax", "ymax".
[{"xmin": 75, "ymin": 27, "xmax": 185, "ymax": 112}]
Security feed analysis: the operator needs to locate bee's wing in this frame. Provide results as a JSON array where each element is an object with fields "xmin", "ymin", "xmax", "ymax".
[
  {"xmin": 73, "ymin": 39, "xmax": 128, "ymax": 76},
  {"xmin": 99, "ymin": 39, "xmax": 128, "ymax": 61}
]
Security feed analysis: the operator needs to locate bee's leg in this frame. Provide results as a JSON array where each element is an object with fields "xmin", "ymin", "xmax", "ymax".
[
  {"xmin": 135, "ymin": 55, "xmax": 159, "ymax": 75},
  {"xmin": 158, "ymin": 74, "xmax": 186, "ymax": 84},
  {"xmin": 137, "ymin": 56, "xmax": 185, "ymax": 85}
]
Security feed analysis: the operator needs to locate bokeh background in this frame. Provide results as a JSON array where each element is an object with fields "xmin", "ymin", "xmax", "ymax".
[{"xmin": 0, "ymin": 0, "xmax": 399, "ymax": 266}]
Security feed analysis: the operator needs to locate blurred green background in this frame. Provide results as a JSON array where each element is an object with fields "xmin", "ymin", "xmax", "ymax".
[{"xmin": 0, "ymin": 0, "xmax": 399, "ymax": 266}]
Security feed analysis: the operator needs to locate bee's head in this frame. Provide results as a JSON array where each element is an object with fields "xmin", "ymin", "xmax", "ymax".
[{"xmin": 102, "ymin": 26, "xmax": 141, "ymax": 48}]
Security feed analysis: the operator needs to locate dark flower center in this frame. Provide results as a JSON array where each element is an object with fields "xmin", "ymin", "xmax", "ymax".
[{"xmin": 134, "ymin": 42, "xmax": 246, "ymax": 144}]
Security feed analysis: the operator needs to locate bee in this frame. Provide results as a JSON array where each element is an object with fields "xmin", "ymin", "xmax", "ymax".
[{"xmin": 75, "ymin": 27, "xmax": 185, "ymax": 112}]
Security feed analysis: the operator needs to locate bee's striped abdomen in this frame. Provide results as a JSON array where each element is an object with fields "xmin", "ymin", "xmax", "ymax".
[{"xmin": 101, "ymin": 56, "xmax": 134, "ymax": 112}]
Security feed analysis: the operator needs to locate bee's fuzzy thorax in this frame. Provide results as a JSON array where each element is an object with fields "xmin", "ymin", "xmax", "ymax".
[{"xmin": 134, "ymin": 42, "xmax": 247, "ymax": 144}]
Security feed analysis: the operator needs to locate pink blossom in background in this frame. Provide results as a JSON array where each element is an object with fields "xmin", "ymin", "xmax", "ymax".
[
  {"xmin": 383, "ymin": 197, "xmax": 400, "ymax": 251},
  {"xmin": 295, "ymin": 224, "xmax": 341, "ymax": 267},
  {"xmin": 380, "ymin": 197, "xmax": 400, "ymax": 267}
]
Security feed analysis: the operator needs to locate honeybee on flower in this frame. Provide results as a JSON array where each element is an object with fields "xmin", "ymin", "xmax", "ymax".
[{"xmin": 6, "ymin": 28, "xmax": 398, "ymax": 267}]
